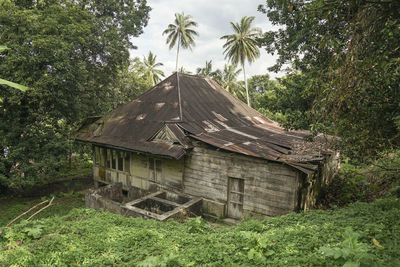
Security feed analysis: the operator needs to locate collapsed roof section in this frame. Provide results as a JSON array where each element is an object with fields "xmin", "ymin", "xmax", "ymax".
[{"xmin": 77, "ymin": 72, "xmax": 331, "ymax": 174}]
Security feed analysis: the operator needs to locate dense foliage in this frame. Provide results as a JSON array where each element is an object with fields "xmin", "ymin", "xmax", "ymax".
[
  {"xmin": 258, "ymin": 0, "xmax": 400, "ymax": 160},
  {"xmin": 0, "ymin": 196, "xmax": 399, "ymax": 266},
  {"xmin": 0, "ymin": 0, "xmax": 150, "ymax": 191},
  {"xmin": 319, "ymin": 149, "xmax": 400, "ymax": 207},
  {"xmin": 249, "ymin": 73, "xmax": 312, "ymax": 130}
]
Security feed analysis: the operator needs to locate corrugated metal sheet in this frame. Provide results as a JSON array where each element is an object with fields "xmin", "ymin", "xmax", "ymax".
[{"xmin": 77, "ymin": 73, "xmax": 330, "ymax": 172}]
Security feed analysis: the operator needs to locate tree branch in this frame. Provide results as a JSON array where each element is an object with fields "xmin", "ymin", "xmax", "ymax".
[
  {"xmin": 26, "ymin": 197, "xmax": 55, "ymax": 221},
  {"xmin": 6, "ymin": 200, "xmax": 49, "ymax": 227}
]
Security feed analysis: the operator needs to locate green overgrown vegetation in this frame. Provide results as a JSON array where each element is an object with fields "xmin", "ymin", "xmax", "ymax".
[
  {"xmin": 0, "ymin": 0, "xmax": 151, "ymax": 192},
  {"xmin": 0, "ymin": 192, "xmax": 85, "ymax": 227},
  {"xmin": 0, "ymin": 196, "xmax": 399, "ymax": 266},
  {"xmin": 258, "ymin": 0, "xmax": 400, "ymax": 160},
  {"xmin": 319, "ymin": 150, "xmax": 400, "ymax": 208}
]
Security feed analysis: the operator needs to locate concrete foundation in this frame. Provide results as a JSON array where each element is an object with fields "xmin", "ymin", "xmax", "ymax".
[{"xmin": 85, "ymin": 183, "xmax": 202, "ymax": 221}]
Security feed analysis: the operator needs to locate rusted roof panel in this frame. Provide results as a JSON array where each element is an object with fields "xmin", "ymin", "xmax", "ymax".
[{"xmin": 77, "ymin": 73, "xmax": 331, "ymax": 172}]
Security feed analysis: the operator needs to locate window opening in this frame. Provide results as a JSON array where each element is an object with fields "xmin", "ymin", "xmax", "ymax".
[
  {"xmin": 112, "ymin": 150, "xmax": 116, "ymax": 169},
  {"xmin": 118, "ymin": 152, "xmax": 124, "ymax": 171},
  {"xmin": 106, "ymin": 149, "xmax": 111, "ymax": 168}
]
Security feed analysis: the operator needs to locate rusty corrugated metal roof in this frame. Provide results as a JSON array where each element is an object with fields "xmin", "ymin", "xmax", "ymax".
[{"xmin": 77, "ymin": 73, "xmax": 330, "ymax": 172}]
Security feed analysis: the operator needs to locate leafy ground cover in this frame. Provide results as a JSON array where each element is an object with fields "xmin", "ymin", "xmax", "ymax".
[
  {"xmin": 0, "ymin": 192, "xmax": 85, "ymax": 227},
  {"xmin": 1, "ymin": 195, "xmax": 399, "ymax": 266}
]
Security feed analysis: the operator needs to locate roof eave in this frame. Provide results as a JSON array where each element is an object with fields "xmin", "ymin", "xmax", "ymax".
[{"xmin": 75, "ymin": 138, "xmax": 186, "ymax": 160}]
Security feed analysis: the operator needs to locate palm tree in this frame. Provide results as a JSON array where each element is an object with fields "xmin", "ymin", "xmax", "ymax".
[
  {"xmin": 216, "ymin": 64, "xmax": 245, "ymax": 101},
  {"xmin": 196, "ymin": 60, "xmax": 220, "ymax": 80},
  {"xmin": 221, "ymin": 16, "xmax": 261, "ymax": 107},
  {"xmin": 178, "ymin": 66, "xmax": 192, "ymax": 74},
  {"xmin": 163, "ymin": 12, "xmax": 199, "ymax": 72},
  {"xmin": 141, "ymin": 51, "xmax": 165, "ymax": 86},
  {"xmin": 196, "ymin": 60, "xmax": 213, "ymax": 76}
]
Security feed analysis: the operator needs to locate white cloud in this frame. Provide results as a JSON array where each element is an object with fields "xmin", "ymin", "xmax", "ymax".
[{"xmin": 130, "ymin": 0, "xmax": 284, "ymax": 79}]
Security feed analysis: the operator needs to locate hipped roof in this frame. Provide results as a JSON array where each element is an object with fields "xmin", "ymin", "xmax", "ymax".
[{"xmin": 77, "ymin": 73, "xmax": 330, "ymax": 174}]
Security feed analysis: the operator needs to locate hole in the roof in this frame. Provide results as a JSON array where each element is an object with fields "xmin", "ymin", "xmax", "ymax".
[
  {"xmin": 155, "ymin": 102, "xmax": 165, "ymax": 111},
  {"xmin": 136, "ymin": 114, "xmax": 146, "ymax": 120}
]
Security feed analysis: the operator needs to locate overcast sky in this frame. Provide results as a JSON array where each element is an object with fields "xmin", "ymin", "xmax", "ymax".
[{"xmin": 130, "ymin": 0, "xmax": 283, "ymax": 80}]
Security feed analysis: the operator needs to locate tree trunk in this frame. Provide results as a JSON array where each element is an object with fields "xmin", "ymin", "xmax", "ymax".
[
  {"xmin": 175, "ymin": 39, "xmax": 180, "ymax": 72},
  {"xmin": 243, "ymin": 63, "xmax": 250, "ymax": 107}
]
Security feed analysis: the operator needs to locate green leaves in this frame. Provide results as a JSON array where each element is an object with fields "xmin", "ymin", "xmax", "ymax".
[
  {"xmin": 259, "ymin": 0, "xmax": 400, "ymax": 160},
  {"xmin": 221, "ymin": 16, "xmax": 261, "ymax": 66},
  {"xmin": 0, "ymin": 78, "xmax": 29, "ymax": 92},
  {"xmin": 137, "ymin": 52, "xmax": 165, "ymax": 86},
  {"xmin": 163, "ymin": 12, "xmax": 198, "ymax": 71},
  {"xmin": 0, "ymin": 45, "xmax": 9, "ymax": 52},
  {"xmin": 0, "ymin": 0, "xmax": 150, "ymax": 190},
  {"xmin": 319, "ymin": 228, "xmax": 372, "ymax": 267},
  {"xmin": 0, "ymin": 45, "xmax": 29, "ymax": 91},
  {"xmin": 221, "ymin": 16, "xmax": 262, "ymax": 106}
]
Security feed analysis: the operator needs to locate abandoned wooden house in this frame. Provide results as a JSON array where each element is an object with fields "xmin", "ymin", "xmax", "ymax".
[{"xmin": 77, "ymin": 73, "xmax": 338, "ymax": 220}]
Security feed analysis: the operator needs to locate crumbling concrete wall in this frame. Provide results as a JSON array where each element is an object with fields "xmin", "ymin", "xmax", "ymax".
[
  {"xmin": 85, "ymin": 184, "xmax": 202, "ymax": 221},
  {"xmin": 85, "ymin": 183, "xmax": 123, "ymax": 214}
]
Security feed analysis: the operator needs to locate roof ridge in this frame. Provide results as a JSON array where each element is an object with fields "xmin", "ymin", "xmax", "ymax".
[{"xmin": 177, "ymin": 72, "xmax": 183, "ymax": 121}]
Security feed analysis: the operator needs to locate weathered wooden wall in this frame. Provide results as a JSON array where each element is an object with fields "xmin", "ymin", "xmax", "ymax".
[
  {"xmin": 91, "ymin": 144, "xmax": 338, "ymax": 219},
  {"xmin": 182, "ymin": 144, "xmax": 300, "ymax": 218},
  {"xmin": 93, "ymin": 146, "xmax": 184, "ymax": 193}
]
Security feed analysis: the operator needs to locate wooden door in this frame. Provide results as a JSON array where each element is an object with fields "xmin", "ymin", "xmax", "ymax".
[{"xmin": 227, "ymin": 177, "xmax": 244, "ymax": 219}]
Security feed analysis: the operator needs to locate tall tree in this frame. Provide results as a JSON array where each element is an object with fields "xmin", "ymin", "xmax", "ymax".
[
  {"xmin": 163, "ymin": 12, "xmax": 199, "ymax": 72},
  {"xmin": 0, "ymin": 0, "xmax": 150, "ymax": 190},
  {"xmin": 258, "ymin": 0, "xmax": 400, "ymax": 160},
  {"xmin": 139, "ymin": 52, "xmax": 165, "ymax": 86},
  {"xmin": 221, "ymin": 16, "xmax": 261, "ymax": 107}
]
